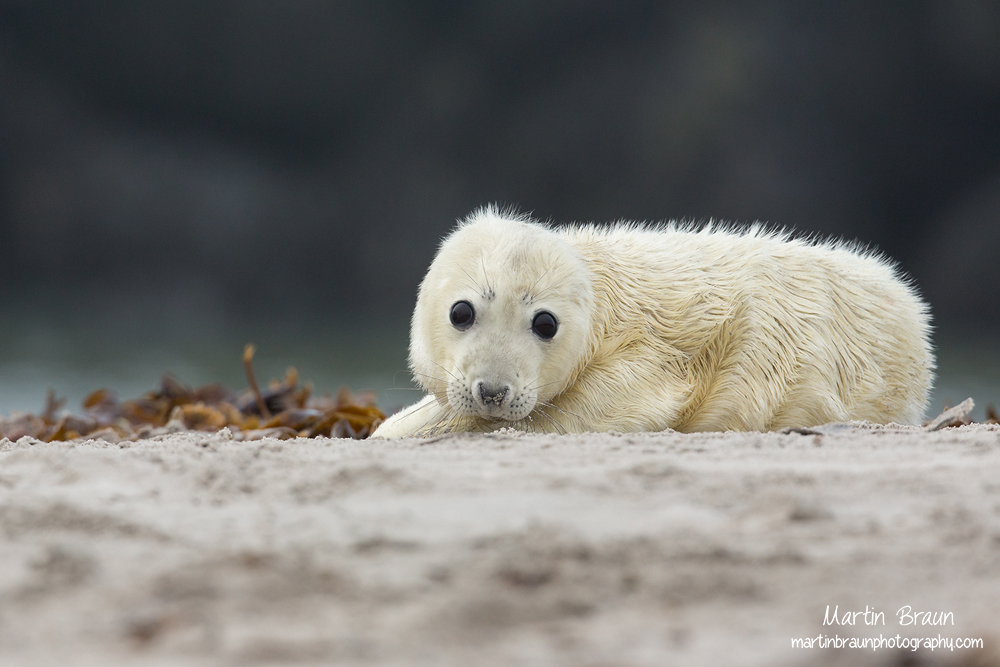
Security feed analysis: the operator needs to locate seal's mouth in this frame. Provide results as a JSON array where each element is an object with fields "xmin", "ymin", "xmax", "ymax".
[
  {"xmin": 445, "ymin": 376, "xmax": 535, "ymax": 423},
  {"xmin": 445, "ymin": 378, "xmax": 533, "ymax": 422}
]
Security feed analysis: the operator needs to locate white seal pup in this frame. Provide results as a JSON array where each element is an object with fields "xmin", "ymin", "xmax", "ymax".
[{"xmin": 371, "ymin": 207, "xmax": 934, "ymax": 437}]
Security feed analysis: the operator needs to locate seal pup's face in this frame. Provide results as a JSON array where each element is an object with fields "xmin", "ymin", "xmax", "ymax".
[{"xmin": 409, "ymin": 210, "xmax": 593, "ymax": 431}]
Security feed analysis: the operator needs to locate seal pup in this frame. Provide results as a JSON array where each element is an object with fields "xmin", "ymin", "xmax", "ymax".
[{"xmin": 371, "ymin": 207, "xmax": 934, "ymax": 437}]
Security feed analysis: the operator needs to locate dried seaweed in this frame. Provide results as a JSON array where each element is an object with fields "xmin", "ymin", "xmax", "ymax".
[{"xmin": 0, "ymin": 345, "xmax": 385, "ymax": 443}]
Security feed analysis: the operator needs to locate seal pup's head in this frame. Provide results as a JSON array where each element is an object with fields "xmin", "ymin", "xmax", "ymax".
[{"xmin": 409, "ymin": 207, "xmax": 593, "ymax": 431}]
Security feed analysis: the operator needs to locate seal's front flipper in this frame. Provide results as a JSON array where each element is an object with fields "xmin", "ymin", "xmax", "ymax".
[{"xmin": 370, "ymin": 395, "xmax": 446, "ymax": 439}]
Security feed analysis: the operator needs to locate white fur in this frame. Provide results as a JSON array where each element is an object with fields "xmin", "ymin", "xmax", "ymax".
[{"xmin": 372, "ymin": 207, "xmax": 934, "ymax": 437}]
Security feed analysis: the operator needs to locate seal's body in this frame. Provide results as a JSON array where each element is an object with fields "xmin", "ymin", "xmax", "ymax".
[{"xmin": 371, "ymin": 208, "xmax": 934, "ymax": 438}]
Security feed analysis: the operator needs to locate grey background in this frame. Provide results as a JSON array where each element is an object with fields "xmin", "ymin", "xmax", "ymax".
[{"xmin": 1, "ymin": 2, "xmax": 998, "ymax": 414}]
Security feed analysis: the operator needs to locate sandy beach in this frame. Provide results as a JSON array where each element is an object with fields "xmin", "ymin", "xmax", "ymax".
[{"xmin": 2, "ymin": 424, "xmax": 999, "ymax": 666}]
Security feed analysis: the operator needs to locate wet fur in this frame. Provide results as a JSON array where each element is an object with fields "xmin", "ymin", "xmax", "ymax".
[{"xmin": 372, "ymin": 207, "xmax": 934, "ymax": 437}]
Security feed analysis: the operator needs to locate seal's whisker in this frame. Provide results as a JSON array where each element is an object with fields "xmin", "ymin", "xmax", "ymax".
[
  {"xmin": 539, "ymin": 403, "xmax": 580, "ymax": 423},
  {"xmin": 527, "ymin": 266, "xmax": 572, "ymax": 301},
  {"xmin": 397, "ymin": 392, "xmax": 461, "ymax": 438},
  {"xmin": 411, "ymin": 371, "xmax": 448, "ymax": 384},
  {"xmin": 524, "ymin": 380, "xmax": 562, "ymax": 394},
  {"xmin": 458, "ymin": 265, "xmax": 486, "ymax": 295},
  {"xmin": 390, "ymin": 396, "xmax": 434, "ymax": 415},
  {"xmin": 523, "ymin": 415, "xmax": 536, "ymax": 434},
  {"xmin": 429, "ymin": 361, "xmax": 464, "ymax": 384},
  {"xmin": 479, "ymin": 255, "xmax": 494, "ymax": 297},
  {"xmin": 537, "ymin": 400, "xmax": 582, "ymax": 425},
  {"xmin": 391, "ymin": 369, "xmax": 419, "ymax": 386},
  {"xmin": 527, "ymin": 414, "xmax": 549, "ymax": 435},
  {"xmin": 528, "ymin": 282, "xmax": 559, "ymax": 301},
  {"xmin": 419, "ymin": 407, "xmax": 457, "ymax": 437},
  {"xmin": 531, "ymin": 407, "xmax": 568, "ymax": 435},
  {"xmin": 525, "ymin": 266, "xmax": 553, "ymax": 298},
  {"xmin": 402, "ymin": 398, "xmax": 443, "ymax": 424}
]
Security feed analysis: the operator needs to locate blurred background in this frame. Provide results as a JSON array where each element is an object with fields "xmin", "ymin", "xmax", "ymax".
[{"xmin": 1, "ymin": 2, "xmax": 998, "ymax": 418}]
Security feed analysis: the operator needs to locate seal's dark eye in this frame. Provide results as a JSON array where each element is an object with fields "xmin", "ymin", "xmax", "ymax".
[
  {"xmin": 450, "ymin": 300, "xmax": 475, "ymax": 330},
  {"xmin": 531, "ymin": 311, "xmax": 558, "ymax": 340}
]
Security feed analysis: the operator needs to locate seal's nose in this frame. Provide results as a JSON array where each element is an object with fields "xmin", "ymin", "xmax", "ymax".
[{"xmin": 476, "ymin": 381, "xmax": 509, "ymax": 407}]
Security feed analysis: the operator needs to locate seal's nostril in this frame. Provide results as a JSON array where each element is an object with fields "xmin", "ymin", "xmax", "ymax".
[{"xmin": 478, "ymin": 382, "xmax": 509, "ymax": 406}]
